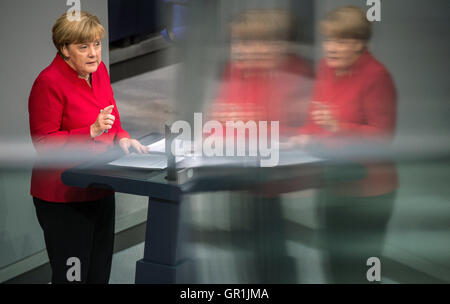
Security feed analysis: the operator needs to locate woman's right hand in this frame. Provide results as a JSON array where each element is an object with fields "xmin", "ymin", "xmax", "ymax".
[{"xmin": 90, "ymin": 105, "xmax": 115, "ymax": 138}]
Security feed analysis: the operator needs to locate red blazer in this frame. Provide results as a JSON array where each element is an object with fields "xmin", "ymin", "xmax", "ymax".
[
  {"xmin": 300, "ymin": 50, "xmax": 398, "ymax": 197},
  {"xmin": 28, "ymin": 54, "xmax": 130, "ymax": 202}
]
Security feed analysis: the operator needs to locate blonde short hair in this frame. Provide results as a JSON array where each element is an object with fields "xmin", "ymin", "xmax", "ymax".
[
  {"xmin": 52, "ymin": 11, "xmax": 106, "ymax": 56},
  {"xmin": 320, "ymin": 6, "xmax": 371, "ymax": 41},
  {"xmin": 230, "ymin": 9, "xmax": 294, "ymax": 41}
]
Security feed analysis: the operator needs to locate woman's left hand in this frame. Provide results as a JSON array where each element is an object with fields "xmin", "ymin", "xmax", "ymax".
[{"xmin": 119, "ymin": 138, "xmax": 150, "ymax": 155}]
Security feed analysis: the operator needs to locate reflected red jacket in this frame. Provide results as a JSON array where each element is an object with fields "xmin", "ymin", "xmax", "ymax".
[
  {"xmin": 212, "ymin": 55, "xmax": 314, "ymax": 137},
  {"xmin": 28, "ymin": 54, "xmax": 130, "ymax": 202},
  {"xmin": 300, "ymin": 50, "xmax": 398, "ymax": 197}
]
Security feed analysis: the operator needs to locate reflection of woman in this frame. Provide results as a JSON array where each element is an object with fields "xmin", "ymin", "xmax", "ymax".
[
  {"xmin": 293, "ymin": 6, "xmax": 398, "ymax": 283},
  {"xmin": 206, "ymin": 10, "xmax": 314, "ymax": 283},
  {"xmin": 28, "ymin": 12, "xmax": 148, "ymax": 283},
  {"xmin": 210, "ymin": 9, "xmax": 314, "ymax": 136}
]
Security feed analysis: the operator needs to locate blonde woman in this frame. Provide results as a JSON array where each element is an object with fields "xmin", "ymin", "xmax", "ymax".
[{"xmin": 28, "ymin": 11, "xmax": 148, "ymax": 283}]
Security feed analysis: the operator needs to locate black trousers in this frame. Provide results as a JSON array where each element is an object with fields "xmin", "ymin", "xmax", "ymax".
[
  {"xmin": 33, "ymin": 195, "xmax": 115, "ymax": 284},
  {"xmin": 316, "ymin": 190, "xmax": 396, "ymax": 283}
]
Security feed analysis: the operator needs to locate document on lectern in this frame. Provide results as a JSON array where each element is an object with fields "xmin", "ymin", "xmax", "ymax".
[
  {"xmin": 146, "ymin": 138, "xmax": 193, "ymax": 155},
  {"xmin": 108, "ymin": 138, "xmax": 190, "ymax": 169},
  {"xmin": 108, "ymin": 153, "xmax": 182, "ymax": 169},
  {"xmin": 108, "ymin": 138, "xmax": 324, "ymax": 169}
]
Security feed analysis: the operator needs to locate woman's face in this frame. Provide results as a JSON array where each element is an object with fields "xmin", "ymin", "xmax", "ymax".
[
  {"xmin": 231, "ymin": 39, "xmax": 288, "ymax": 70},
  {"xmin": 322, "ymin": 36, "xmax": 364, "ymax": 71},
  {"xmin": 62, "ymin": 39, "xmax": 102, "ymax": 76}
]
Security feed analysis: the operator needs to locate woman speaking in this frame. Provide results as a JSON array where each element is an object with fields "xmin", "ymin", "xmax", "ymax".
[{"xmin": 28, "ymin": 11, "xmax": 148, "ymax": 283}]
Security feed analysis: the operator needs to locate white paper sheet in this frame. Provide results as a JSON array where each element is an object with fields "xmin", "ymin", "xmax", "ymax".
[
  {"xmin": 108, "ymin": 153, "xmax": 184, "ymax": 169},
  {"xmin": 108, "ymin": 139, "xmax": 192, "ymax": 169},
  {"xmin": 147, "ymin": 138, "xmax": 193, "ymax": 155}
]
